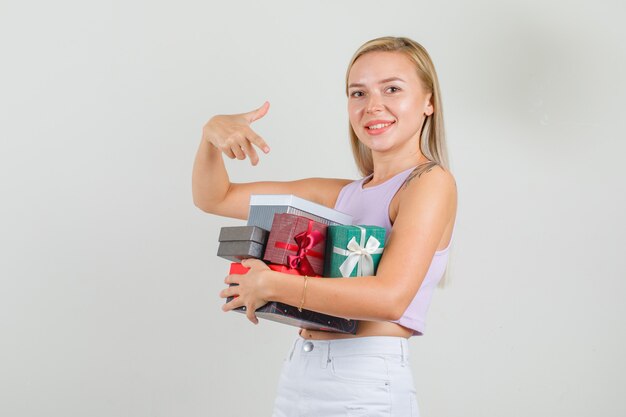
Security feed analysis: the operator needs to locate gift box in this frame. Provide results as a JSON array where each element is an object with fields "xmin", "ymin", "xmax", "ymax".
[
  {"xmin": 226, "ymin": 263, "xmax": 358, "ymax": 334},
  {"xmin": 247, "ymin": 194, "xmax": 353, "ymax": 231},
  {"xmin": 324, "ymin": 225, "xmax": 386, "ymax": 278},
  {"xmin": 263, "ymin": 213, "xmax": 327, "ymax": 276},
  {"xmin": 217, "ymin": 226, "xmax": 269, "ymax": 262}
]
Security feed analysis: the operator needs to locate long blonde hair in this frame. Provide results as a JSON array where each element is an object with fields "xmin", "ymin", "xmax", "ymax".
[{"xmin": 345, "ymin": 37, "xmax": 449, "ymax": 176}]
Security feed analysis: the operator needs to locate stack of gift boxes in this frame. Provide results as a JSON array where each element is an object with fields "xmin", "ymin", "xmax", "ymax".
[{"xmin": 217, "ymin": 194, "xmax": 386, "ymax": 335}]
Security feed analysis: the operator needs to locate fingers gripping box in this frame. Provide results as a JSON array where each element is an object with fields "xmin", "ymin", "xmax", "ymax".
[{"xmin": 226, "ymin": 263, "xmax": 358, "ymax": 334}]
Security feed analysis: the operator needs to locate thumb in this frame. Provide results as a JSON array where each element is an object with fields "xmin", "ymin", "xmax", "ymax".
[{"xmin": 246, "ymin": 101, "xmax": 270, "ymax": 123}]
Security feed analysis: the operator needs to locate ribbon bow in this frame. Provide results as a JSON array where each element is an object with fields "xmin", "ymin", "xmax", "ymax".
[
  {"xmin": 333, "ymin": 226, "xmax": 383, "ymax": 277},
  {"xmin": 280, "ymin": 220, "xmax": 324, "ymax": 276}
]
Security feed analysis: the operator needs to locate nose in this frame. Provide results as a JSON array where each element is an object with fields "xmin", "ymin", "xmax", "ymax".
[{"xmin": 365, "ymin": 94, "xmax": 384, "ymax": 114}]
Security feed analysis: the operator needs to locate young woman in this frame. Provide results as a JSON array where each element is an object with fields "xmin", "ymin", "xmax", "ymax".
[{"xmin": 193, "ymin": 36, "xmax": 457, "ymax": 417}]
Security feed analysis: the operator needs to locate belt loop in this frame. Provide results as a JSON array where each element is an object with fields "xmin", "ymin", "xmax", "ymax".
[
  {"xmin": 400, "ymin": 339, "xmax": 407, "ymax": 367},
  {"xmin": 321, "ymin": 341, "xmax": 330, "ymax": 369}
]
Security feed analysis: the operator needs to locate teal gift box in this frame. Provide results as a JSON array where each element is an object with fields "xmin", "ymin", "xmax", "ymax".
[{"xmin": 324, "ymin": 225, "xmax": 386, "ymax": 278}]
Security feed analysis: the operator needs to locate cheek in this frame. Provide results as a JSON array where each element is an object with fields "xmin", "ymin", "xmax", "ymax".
[
  {"xmin": 397, "ymin": 99, "xmax": 426, "ymax": 122},
  {"xmin": 395, "ymin": 97, "xmax": 421, "ymax": 114},
  {"xmin": 347, "ymin": 103, "xmax": 362, "ymax": 125}
]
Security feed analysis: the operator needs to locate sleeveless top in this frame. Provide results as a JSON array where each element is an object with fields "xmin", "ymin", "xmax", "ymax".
[{"xmin": 334, "ymin": 165, "xmax": 453, "ymax": 336}]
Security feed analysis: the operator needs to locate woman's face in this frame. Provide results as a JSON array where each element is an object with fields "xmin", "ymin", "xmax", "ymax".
[{"xmin": 347, "ymin": 51, "xmax": 433, "ymax": 155}]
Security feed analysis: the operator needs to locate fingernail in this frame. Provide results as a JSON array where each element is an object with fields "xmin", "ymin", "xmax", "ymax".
[{"xmin": 263, "ymin": 147, "xmax": 270, "ymax": 153}]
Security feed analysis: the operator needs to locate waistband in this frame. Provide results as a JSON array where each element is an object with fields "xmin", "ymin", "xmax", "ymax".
[{"xmin": 287, "ymin": 335, "xmax": 410, "ymax": 368}]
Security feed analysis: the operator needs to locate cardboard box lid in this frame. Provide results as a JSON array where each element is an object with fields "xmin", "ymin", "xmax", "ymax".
[{"xmin": 248, "ymin": 194, "xmax": 353, "ymax": 225}]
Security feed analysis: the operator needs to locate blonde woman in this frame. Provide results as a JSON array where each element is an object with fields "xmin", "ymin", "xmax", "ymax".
[{"xmin": 193, "ymin": 36, "xmax": 457, "ymax": 417}]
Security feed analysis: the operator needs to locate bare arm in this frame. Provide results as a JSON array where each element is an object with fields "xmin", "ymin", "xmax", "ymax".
[
  {"xmin": 192, "ymin": 102, "xmax": 351, "ymax": 218},
  {"xmin": 222, "ymin": 166, "xmax": 457, "ymax": 322}
]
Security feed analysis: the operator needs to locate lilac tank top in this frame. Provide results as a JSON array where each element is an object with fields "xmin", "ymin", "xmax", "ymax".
[{"xmin": 334, "ymin": 165, "xmax": 452, "ymax": 336}]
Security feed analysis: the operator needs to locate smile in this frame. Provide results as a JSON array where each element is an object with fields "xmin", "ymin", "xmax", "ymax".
[
  {"xmin": 364, "ymin": 120, "xmax": 395, "ymax": 135},
  {"xmin": 367, "ymin": 122, "xmax": 393, "ymax": 130}
]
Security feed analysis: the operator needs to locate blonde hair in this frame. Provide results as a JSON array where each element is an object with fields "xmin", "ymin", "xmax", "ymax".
[{"xmin": 345, "ymin": 36, "xmax": 449, "ymax": 176}]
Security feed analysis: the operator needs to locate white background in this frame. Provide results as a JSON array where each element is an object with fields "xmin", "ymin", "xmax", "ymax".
[{"xmin": 1, "ymin": 1, "xmax": 625, "ymax": 416}]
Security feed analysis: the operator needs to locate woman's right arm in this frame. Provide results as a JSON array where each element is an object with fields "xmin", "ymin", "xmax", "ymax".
[{"xmin": 192, "ymin": 102, "xmax": 350, "ymax": 220}]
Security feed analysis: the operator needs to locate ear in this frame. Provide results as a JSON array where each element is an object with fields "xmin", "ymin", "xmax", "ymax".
[{"xmin": 424, "ymin": 94, "xmax": 434, "ymax": 116}]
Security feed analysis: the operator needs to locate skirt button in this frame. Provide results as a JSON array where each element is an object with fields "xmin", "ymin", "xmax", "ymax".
[{"xmin": 303, "ymin": 341, "xmax": 314, "ymax": 352}]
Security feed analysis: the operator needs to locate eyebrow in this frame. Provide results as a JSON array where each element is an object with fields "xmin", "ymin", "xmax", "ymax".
[{"xmin": 348, "ymin": 77, "xmax": 406, "ymax": 89}]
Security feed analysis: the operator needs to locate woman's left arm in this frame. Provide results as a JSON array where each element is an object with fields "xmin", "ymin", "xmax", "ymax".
[{"xmin": 221, "ymin": 167, "xmax": 457, "ymax": 324}]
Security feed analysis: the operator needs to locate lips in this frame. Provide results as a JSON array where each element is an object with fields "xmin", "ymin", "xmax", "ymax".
[{"xmin": 364, "ymin": 120, "xmax": 395, "ymax": 135}]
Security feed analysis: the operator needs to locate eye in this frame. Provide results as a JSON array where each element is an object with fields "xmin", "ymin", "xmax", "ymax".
[
  {"xmin": 386, "ymin": 86, "xmax": 401, "ymax": 93},
  {"xmin": 349, "ymin": 90, "xmax": 365, "ymax": 98}
]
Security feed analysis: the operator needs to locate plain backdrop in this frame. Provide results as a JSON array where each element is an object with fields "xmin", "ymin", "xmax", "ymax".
[{"xmin": 1, "ymin": 1, "xmax": 625, "ymax": 416}]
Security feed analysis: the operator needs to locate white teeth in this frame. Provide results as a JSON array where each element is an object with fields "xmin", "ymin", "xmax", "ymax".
[{"xmin": 367, "ymin": 122, "xmax": 392, "ymax": 130}]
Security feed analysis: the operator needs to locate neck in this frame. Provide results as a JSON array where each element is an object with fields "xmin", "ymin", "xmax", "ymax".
[{"xmin": 368, "ymin": 150, "xmax": 429, "ymax": 185}]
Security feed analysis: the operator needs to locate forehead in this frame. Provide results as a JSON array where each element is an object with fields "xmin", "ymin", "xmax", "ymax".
[{"xmin": 348, "ymin": 51, "xmax": 418, "ymax": 84}]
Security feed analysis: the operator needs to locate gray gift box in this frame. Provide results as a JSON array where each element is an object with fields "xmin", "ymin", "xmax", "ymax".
[
  {"xmin": 247, "ymin": 194, "xmax": 353, "ymax": 231},
  {"xmin": 217, "ymin": 226, "xmax": 269, "ymax": 262}
]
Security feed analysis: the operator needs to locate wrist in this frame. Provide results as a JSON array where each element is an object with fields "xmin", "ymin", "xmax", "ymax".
[
  {"xmin": 204, "ymin": 136, "xmax": 222, "ymax": 157},
  {"xmin": 260, "ymin": 269, "xmax": 277, "ymax": 301},
  {"xmin": 202, "ymin": 119, "xmax": 219, "ymax": 148}
]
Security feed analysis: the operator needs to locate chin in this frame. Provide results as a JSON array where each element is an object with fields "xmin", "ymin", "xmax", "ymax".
[
  {"xmin": 359, "ymin": 135, "xmax": 393, "ymax": 148},
  {"xmin": 361, "ymin": 143, "xmax": 394, "ymax": 154}
]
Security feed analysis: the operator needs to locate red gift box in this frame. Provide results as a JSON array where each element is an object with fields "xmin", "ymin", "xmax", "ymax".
[
  {"xmin": 263, "ymin": 213, "xmax": 327, "ymax": 276},
  {"xmin": 225, "ymin": 263, "xmax": 357, "ymax": 334},
  {"xmin": 229, "ymin": 262, "xmax": 306, "ymax": 278}
]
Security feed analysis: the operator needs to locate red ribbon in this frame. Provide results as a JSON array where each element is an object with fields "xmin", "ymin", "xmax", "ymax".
[{"xmin": 274, "ymin": 220, "xmax": 324, "ymax": 276}]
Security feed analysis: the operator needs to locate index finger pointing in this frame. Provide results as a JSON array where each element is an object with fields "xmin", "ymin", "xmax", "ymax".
[{"xmin": 244, "ymin": 127, "xmax": 270, "ymax": 154}]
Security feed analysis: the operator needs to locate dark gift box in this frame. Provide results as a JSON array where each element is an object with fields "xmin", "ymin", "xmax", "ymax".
[
  {"xmin": 217, "ymin": 226, "xmax": 269, "ymax": 262},
  {"xmin": 263, "ymin": 213, "xmax": 327, "ymax": 276},
  {"xmin": 226, "ymin": 263, "xmax": 358, "ymax": 334}
]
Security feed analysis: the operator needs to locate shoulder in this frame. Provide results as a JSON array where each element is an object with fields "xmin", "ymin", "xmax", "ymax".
[
  {"xmin": 397, "ymin": 164, "xmax": 457, "ymax": 217},
  {"xmin": 405, "ymin": 163, "xmax": 455, "ymax": 190},
  {"xmin": 403, "ymin": 164, "xmax": 456, "ymax": 195}
]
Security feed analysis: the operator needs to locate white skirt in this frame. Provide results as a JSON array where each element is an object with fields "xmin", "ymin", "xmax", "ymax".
[{"xmin": 272, "ymin": 335, "xmax": 420, "ymax": 417}]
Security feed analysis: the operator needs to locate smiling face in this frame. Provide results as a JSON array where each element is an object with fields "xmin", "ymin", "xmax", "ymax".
[{"xmin": 347, "ymin": 51, "xmax": 433, "ymax": 156}]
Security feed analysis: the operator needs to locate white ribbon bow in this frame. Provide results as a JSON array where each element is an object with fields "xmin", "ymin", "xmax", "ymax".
[{"xmin": 333, "ymin": 226, "xmax": 383, "ymax": 277}]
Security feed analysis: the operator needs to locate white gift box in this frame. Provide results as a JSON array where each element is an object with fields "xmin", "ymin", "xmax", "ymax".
[{"xmin": 247, "ymin": 194, "xmax": 353, "ymax": 231}]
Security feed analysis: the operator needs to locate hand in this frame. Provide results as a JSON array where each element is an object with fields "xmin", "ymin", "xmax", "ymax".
[
  {"xmin": 220, "ymin": 259, "xmax": 272, "ymax": 324},
  {"xmin": 202, "ymin": 102, "xmax": 271, "ymax": 166}
]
